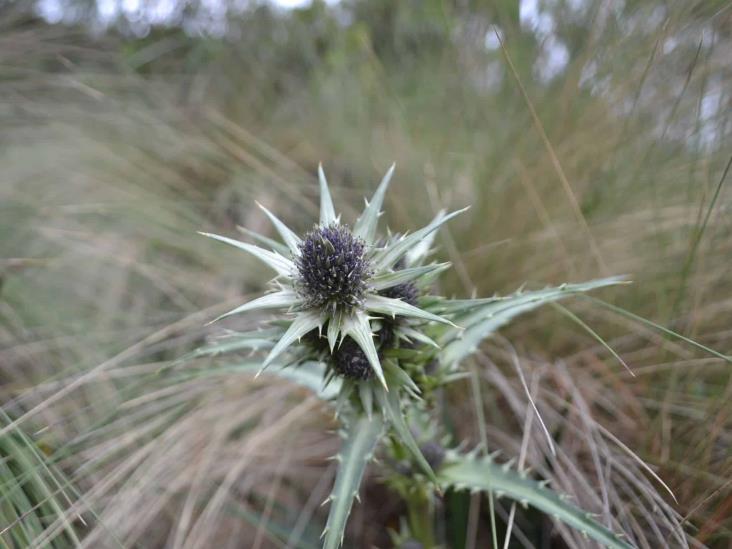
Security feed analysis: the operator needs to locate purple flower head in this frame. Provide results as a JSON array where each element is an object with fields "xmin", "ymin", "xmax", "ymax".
[
  {"xmin": 332, "ymin": 337, "xmax": 373, "ymax": 380},
  {"xmin": 296, "ymin": 223, "xmax": 371, "ymax": 311}
]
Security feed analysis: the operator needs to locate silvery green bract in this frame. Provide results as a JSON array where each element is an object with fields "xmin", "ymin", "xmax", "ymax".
[{"xmin": 197, "ymin": 166, "xmax": 630, "ymax": 549}]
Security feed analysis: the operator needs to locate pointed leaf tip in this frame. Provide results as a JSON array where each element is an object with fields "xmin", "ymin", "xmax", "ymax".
[
  {"xmin": 261, "ymin": 311, "xmax": 323, "ymax": 371},
  {"xmin": 354, "ymin": 164, "xmax": 396, "ymax": 243},
  {"xmin": 374, "ymin": 206, "xmax": 469, "ymax": 270},
  {"xmin": 255, "ymin": 201, "xmax": 301, "ymax": 255},
  {"xmin": 343, "ymin": 311, "xmax": 388, "ymax": 390},
  {"xmin": 209, "ymin": 289, "xmax": 299, "ymax": 324},
  {"xmin": 318, "ymin": 164, "xmax": 337, "ymax": 226},
  {"xmin": 364, "ymin": 294, "xmax": 455, "ymax": 327},
  {"xmin": 199, "ymin": 231, "xmax": 294, "ymax": 276}
]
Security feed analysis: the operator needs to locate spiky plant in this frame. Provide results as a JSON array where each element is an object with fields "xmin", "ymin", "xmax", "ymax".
[{"xmin": 198, "ymin": 165, "xmax": 644, "ymax": 548}]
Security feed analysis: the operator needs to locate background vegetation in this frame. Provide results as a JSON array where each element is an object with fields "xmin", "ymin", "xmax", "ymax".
[{"xmin": 1, "ymin": 0, "xmax": 731, "ymax": 546}]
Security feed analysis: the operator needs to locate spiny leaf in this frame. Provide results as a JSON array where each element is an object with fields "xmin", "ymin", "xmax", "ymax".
[
  {"xmin": 256, "ymin": 201, "xmax": 302, "ymax": 256},
  {"xmin": 439, "ymin": 276, "xmax": 628, "ymax": 365},
  {"xmin": 374, "ymin": 384, "xmax": 437, "ymax": 485},
  {"xmin": 354, "ymin": 164, "xmax": 395, "ymax": 244},
  {"xmin": 318, "ymin": 164, "xmax": 337, "ymax": 226},
  {"xmin": 327, "ymin": 310, "xmax": 343, "ymax": 352},
  {"xmin": 384, "ymin": 361, "xmax": 421, "ymax": 398},
  {"xmin": 183, "ymin": 327, "xmax": 283, "ymax": 360},
  {"xmin": 198, "ymin": 231, "xmax": 294, "ymax": 277},
  {"xmin": 439, "ymin": 452, "xmax": 633, "ymax": 549},
  {"xmin": 405, "ymin": 223, "xmax": 439, "ymax": 267},
  {"xmin": 262, "ymin": 311, "xmax": 324, "ymax": 371},
  {"xmin": 342, "ymin": 310, "xmax": 387, "ymax": 390},
  {"xmin": 236, "ymin": 225, "xmax": 291, "ymax": 256},
  {"xmin": 455, "ymin": 277, "xmax": 628, "ymax": 329},
  {"xmin": 358, "ymin": 382, "xmax": 374, "ymax": 419},
  {"xmin": 398, "ymin": 326, "xmax": 440, "ymax": 348},
  {"xmin": 323, "ymin": 414, "xmax": 383, "ymax": 549},
  {"xmin": 364, "ymin": 294, "xmax": 455, "ymax": 326},
  {"xmin": 209, "ymin": 289, "xmax": 300, "ymax": 323},
  {"xmin": 373, "ymin": 207, "xmax": 469, "ymax": 271},
  {"xmin": 368, "ymin": 263, "xmax": 451, "ymax": 291},
  {"xmin": 186, "ymin": 333, "xmax": 278, "ymax": 359}
]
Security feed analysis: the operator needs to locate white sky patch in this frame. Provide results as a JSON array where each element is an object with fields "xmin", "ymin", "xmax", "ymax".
[
  {"xmin": 273, "ymin": 0, "xmax": 311, "ymax": 7},
  {"xmin": 539, "ymin": 36, "xmax": 570, "ymax": 81},
  {"xmin": 268, "ymin": 0, "xmax": 341, "ymax": 8},
  {"xmin": 97, "ymin": 0, "xmax": 118, "ymax": 24},
  {"xmin": 663, "ymin": 36, "xmax": 679, "ymax": 55},
  {"xmin": 484, "ymin": 26, "xmax": 502, "ymax": 51},
  {"xmin": 692, "ymin": 88, "xmax": 722, "ymax": 149},
  {"xmin": 520, "ymin": 0, "xmax": 554, "ymax": 36},
  {"xmin": 36, "ymin": 0, "xmax": 64, "ymax": 24},
  {"xmin": 520, "ymin": 0, "xmax": 570, "ymax": 81},
  {"xmin": 122, "ymin": 0, "xmax": 141, "ymax": 16},
  {"xmin": 149, "ymin": 0, "xmax": 178, "ymax": 24},
  {"xmin": 35, "ymin": 0, "xmax": 342, "ymax": 28},
  {"xmin": 567, "ymin": 0, "xmax": 589, "ymax": 13}
]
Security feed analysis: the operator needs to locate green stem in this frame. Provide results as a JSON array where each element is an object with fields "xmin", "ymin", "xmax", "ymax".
[{"xmin": 406, "ymin": 490, "xmax": 436, "ymax": 548}]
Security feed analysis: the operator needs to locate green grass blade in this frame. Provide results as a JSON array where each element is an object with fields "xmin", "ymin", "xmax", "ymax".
[
  {"xmin": 322, "ymin": 414, "xmax": 383, "ymax": 549},
  {"xmin": 586, "ymin": 296, "xmax": 732, "ymax": 363},
  {"xmin": 0, "ymin": 410, "xmax": 81, "ymax": 547},
  {"xmin": 439, "ymin": 453, "xmax": 633, "ymax": 549},
  {"xmin": 550, "ymin": 302, "xmax": 635, "ymax": 376}
]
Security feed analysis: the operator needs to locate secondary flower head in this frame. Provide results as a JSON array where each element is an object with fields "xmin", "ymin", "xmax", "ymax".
[
  {"xmin": 332, "ymin": 337, "xmax": 372, "ymax": 380},
  {"xmin": 199, "ymin": 164, "xmax": 466, "ymax": 389},
  {"xmin": 380, "ymin": 281, "xmax": 419, "ymax": 307}
]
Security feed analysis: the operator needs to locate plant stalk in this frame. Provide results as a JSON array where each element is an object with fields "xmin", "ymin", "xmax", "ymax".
[{"xmin": 406, "ymin": 489, "xmax": 436, "ymax": 548}]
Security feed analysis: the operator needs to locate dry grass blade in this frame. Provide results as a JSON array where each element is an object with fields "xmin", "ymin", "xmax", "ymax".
[{"xmin": 493, "ymin": 27, "xmax": 608, "ymax": 275}]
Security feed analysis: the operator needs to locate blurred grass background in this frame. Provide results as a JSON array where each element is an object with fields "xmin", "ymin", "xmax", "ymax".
[{"xmin": 1, "ymin": 0, "xmax": 731, "ymax": 547}]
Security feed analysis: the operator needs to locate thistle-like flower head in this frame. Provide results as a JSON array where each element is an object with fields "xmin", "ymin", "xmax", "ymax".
[
  {"xmin": 332, "ymin": 337, "xmax": 373, "ymax": 380},
  {"xmin": 296, "ymin": 224, "xmax": 370, "ymax": 311},
  {"xmin": 379, "ymin": 281, "xmax": 419, "ymax": 307},
  {"xmin": 199, "ymin": 164, "xmax": 467, "ymax": 389}
]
